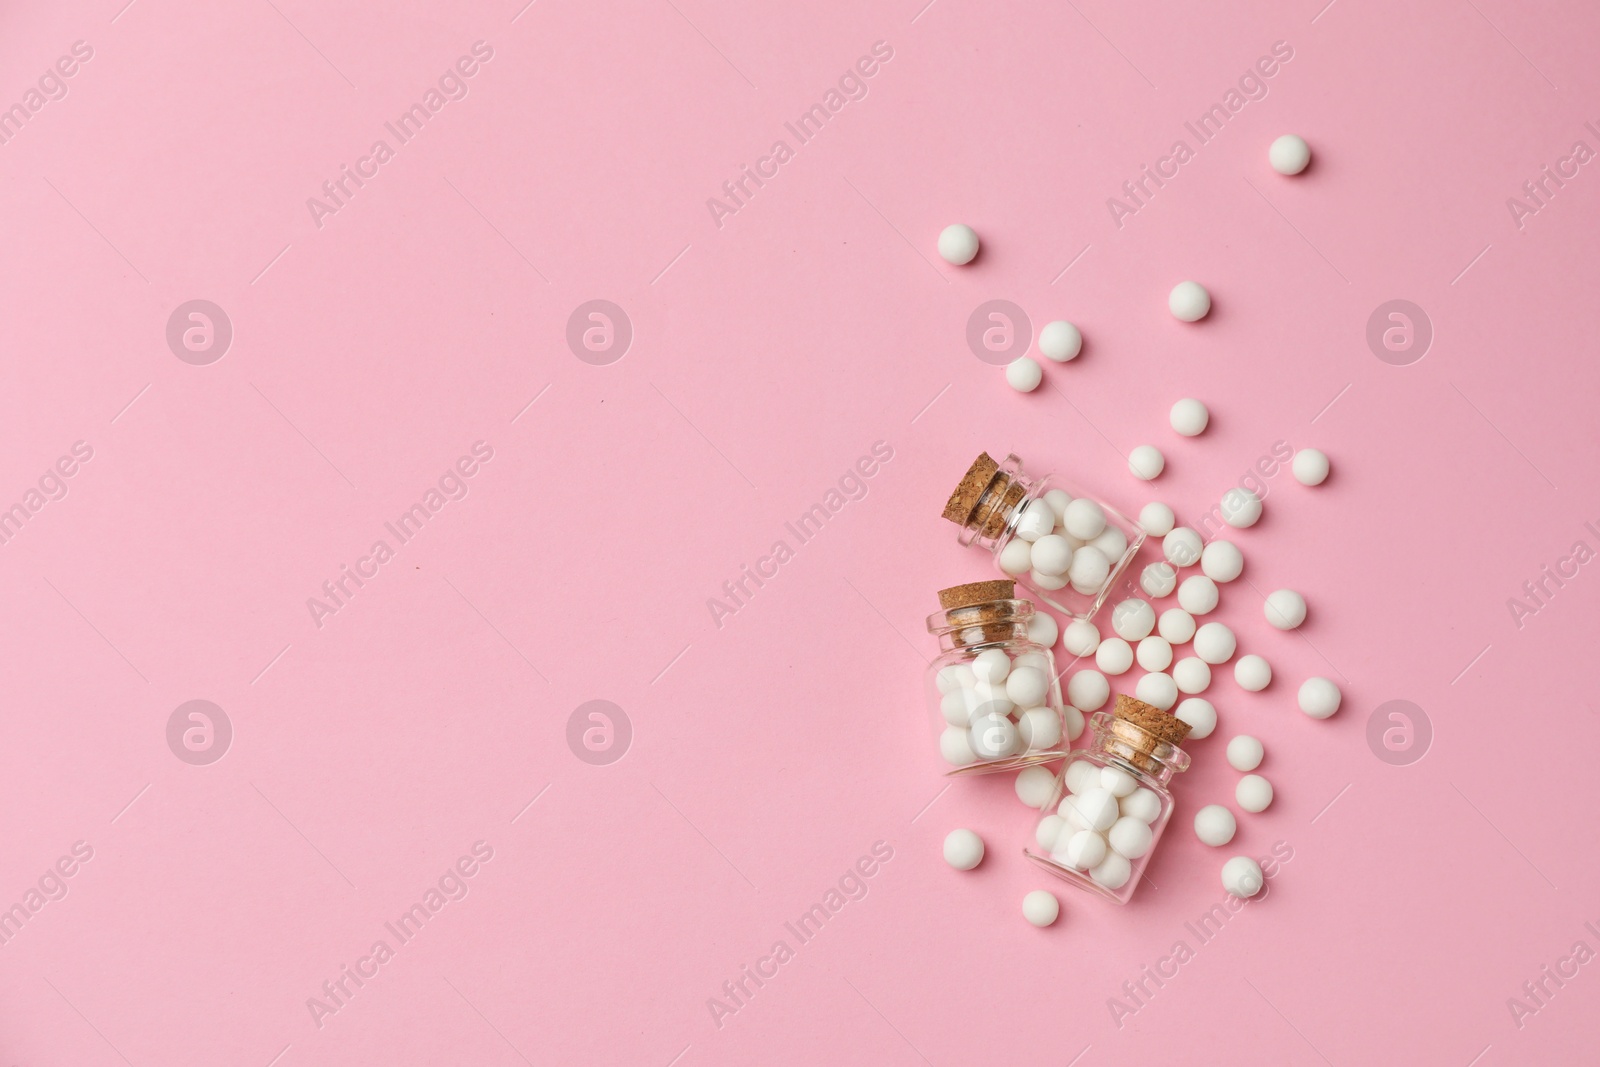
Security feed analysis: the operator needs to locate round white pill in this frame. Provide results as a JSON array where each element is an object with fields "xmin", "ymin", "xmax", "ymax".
[
  {"xmin": 1169, "ymin": 398, "xmax": 1209, "ymax": 437},
  {"xmin": 1163, "ymin": 527, "xmax": 1203, "ymax": 568},
  {"xmin": 935, "ymin": 663, "xmax": 974, "ymax": 694},
  {"xmin": 1138, "ymin": 501, "xmax": 1175, "ymax": 537},
  {"xmin": 1015, "ymin": 765, "xmax": 1057, "ymax": 808},
  {"xmin": 937, "ymin": 223, "xmax": 980, "ymax": 265},
  {"xmin": 1067, "ymin": 546, "xmax": 1111, "ymax": 593},
  {"xmin": 1059, "ymin": 829, "xmax": 1107, "ymax": 871},
  {"xmin": 1234, "ymin": 654, "xmax": 1272, "ymax": 692},
  {"xmin": 1062, "ymin": 620, "xmax": 1101, "ymax": 658},
  {"xmin": 1169, "ymin": 281, "xmax": 1211, "ymax": 322},
  {"xmin": 1220, "ymin": 488, "xmax": 1262, "ymax": 529},
  {"xmin": 1293, "ymin": 448, "xmax": 1330, "ymax": 486},
  {"xmin": 998, "ymin": 537, "xmax": 1034, "ymax": 576},
  {"xmin": 1108, "ymin": 816, "xmax": 1154, "ymax": 859},
  {"xmin": 1062, "ymin": 704, "xmax": 1085, "ymax": 742},
  {"xmin": 1177, "ymin": 575, "xmax": 1219, "ymax": 615},
  {"xmin": 943, "ymin": 828, "xmax": 984, "ymax": 870},
  {"xmin": 1015, "ymin": 498, "xmax": 1056, "ymax": 542},
  {"xmin": 970, "ymin": 714, "xmax": 1021, "ymax": 759},
  {"xmin": 1044, "ymin": 488, "xmax": 1073, "ymax": 519},
  {"xmin": 1017, "ymin": 707, "xmax": 1062, "ymax": 751},
  {"xmin": 1090, "ymin": 851, "xmax": 1133, "ymax": 890},
  {"xmin": 1121, "ymin": 787, "xmax": 1162, "ymax": 823},
  {"xmin": 1140, "ymin": 562, "xmax": 1177, "ymax": 599},
  {"xmin": 1089, "ymin": 525, "xmax": 1128, "ymax": 563},
  {"xmin": 1066, "ymin": 669, "xmax": 1110, "ymax": 712},
  {"xmin": 1062, "ymin": 498, "xmax": 1107, "ymax": 541},
  {"xmin": 1158, "ymin": 608, "xmax": 1196, "ymax": 644},
  {"xmin": 1200, "ymin": 540, "xmax": 1243, "ymax": 583},
  {"xmin": 1236, "ymin": 774, "xmax": 1274, "ymax": 813},
  {"xmin": 1222, "ymin": 855, "xmax": 1265, "ymax": 897},
  {"xmin": 1070, "ymin": 787, "xmax": 1121, "ymax": 832},
  {"xmin": 972, "ymin": 648, "xmax": 1011, "ymax": 683},
  {"xmin": 1135, "ymin": 672, "xmax": 1178, "ymax": 711},
  {"xmin": 940, "ymin": 689, "xmax": 975, "ymax": 726},
  {"xmin": 1264, "ymin": 589, "xmax": 1307, "ymax": 630},
  {"xmin": 1006, "ymin": 666, "xmax": 1049, "ymax": 707},
  {"xmin": 1026, "ymin": 612, "xmax": 1059, "ymax": 649},
  {"xmin": 1038, "ymin": 320, "xmax": 1082, "ymax": 362},
  {"xmin": 940, "ymin": 726, "xmax": 976, "ymax": 766},
  {"xmin": 1174, "ymin": 697, "xmax": 1217, "ymax": 739},
  {"xmin": 1128, "ymin": 445, "xmax": 1165, "ymax": 481},
  {"xmin": 1137, "ymin": 636, "xmax": 1173, "ymax": 673},
  {"xmin": 1111, "ymin": 598, "xmax": 1156, "ymax": 641},
  {"xmin": 1172, "ymin": 656, "xmax": 1211, "ymax": 694},
  {"xmin": 1095, "ymin": 637, "xmax": 1134, "ymax": 675},
  {"xmin": 1193, "ymin": 622, "xmax": 1236, "ymax": 664},
  {"xmin": 1298, "ymin": 677, "xmax": 1342, "ymax": 719},
  {"xmin": 1031, "ymin": 569, "xmax": 1068, "ymax": 591},
  {"xmin": 1194, "ymin": 805, "xmax": 1237, "ymax": 847},
  {"xmin": 1007, "ymin": 356, "xmax": 1043, "ymax": 393},
  {"xmin": 967, "ymin": 684, "xmax": 1012, "ymax": 721},
  {"xmin": 1035, "ymin": 814, "xmax": 1066, "ymax": 850},
  {"xmin": 1101, "ymin": 766, "xmax": 1138, "ymax": 798},
  {"xmin": 1268, "ymin": 134, "xmax": 1311, "ymax": 176},
  {"xmin": 1022, "ymin": 889, "xmax": 1060, "ymax": 927},
  {"xmin": 1029, "ymin": 534, "xmax": 1074, "ymax": 576},
  {"xmin": 1064, "ymin": 759, "xmax": 1100, "ymax": 795},
  {"xmin": 1226, "ymin": 735, "xmax": 1264, "ymax": 772}
]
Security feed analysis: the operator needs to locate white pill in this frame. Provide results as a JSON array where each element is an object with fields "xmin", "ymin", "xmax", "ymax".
[
  {"xmin": 1095, "ymin": 638, "xmax": 1134, "ymax": 675},
  {"xmin": 1015, "ymin": 765, "xmax": 1057, "ymax": 807},
  {"xmin": 1268, "ymin": 134, "xmax": 1311, "ymax": 175},
  {"xmin": 1069, "ymin": 787, "xmax": 1120, "ymax": 831},
  {"xmin": 1026, "ymin": 612, "xmax": 1059, "ymax": 649},
  {"xmin": 1163, "ymin": 527, "xmax": 1203, "ymax": 568},
  {"xmin": 998, "ymin": 537, "xmax": 1034, "ymax": 576},
  {"xmin": 1007, "ymin": 356, "xmax": 1043, "ymax": 393},
  {"xmin": 1177, "ymin": 575, "xmax": 1219, "ymax": 615},
  {"xmin": 1222, "ymin": 855, "xmax": 1265, "ymax": 897},
  {"xmin": 1062, "ymin": 620, "xmax": 1101, "ymax": 657},
  {"xmin": 1062, "ymin": 498, "xmax": 1107, "ymax": 540},
  {"xmin": 1298, "ymin": 677, "xmax": 1342, "ymax": 719},
  {"xmin": 1062, "ymin": 703, "xmax": 1085, "ymax": 742},
  {"xmin": 940, "ymin": 689, "xmax": 975, "ymax": 726},
  {"xmin": 1006, "ymin": 666, "xmax": 1049, "ymax": 707},
  {"xmin": 1108, "ymin": 816, "xmax": 1154, "ymax": 859},
  {"xmin": 1014, "ymin": 650, "xmax": 1050, "ymax": 673},
  {"xmin": 1169, "ymin": 398, "xmax": 1210, "ymax": 437},
  {"xmin": 1100, "ymin": 766, "xmax": 1138, "ymax": 797},
  {"xmin": 970, "ymin": 682, "xmax": 1015, "ymax": 720},
  {"xmin": 1039, "ymin": 320, "xmax": 1083, "ymax": 362},
  {"xmin": 1264, "ymin": 589, "xmax": 1307, "ymax": 630},
  {"xmin": 970, "ymin": 714, "xmax": 1021, "ymax": 759},
  {"xmin": 1031, "ymin": 569, "xmax": 1069, "ymax": 591},
  {"xmin": 1194, "ymin": 805, "xmax": 1237, "ymax": 847},
  {"xmin": 1111, "ymin": 598, "xmax": 1156, "ymax": 641},
  {"xmin": 1226, "ymin": 735, "xmax": 1264, "ymax": 772},
  {"xmin": 1200, "ymin": 540, "xmax": 1243, "ymax": 583},
  {"xmin": 940, "ymin": 726, "xmax": 976, "ymax": 766},
  {"xmin": 1135, "ymin": 672, "xmax": 1178, "ymax": 711},
  {"xmin": 1140, "ymin": 562, "xmax": 1177, "ymax": 598},
  {"xmin": 1018, "ymin": 706, "xmax": 1062, "ymax": 750},
  {"xmin": 1029, "ymin": 534, "xmax": 1074, "ymax": 576},
  {"xmin": 1172, "ymin": 656, "xmax": 1211, "ymax": 694},
  {"xmin": 1121, "ymin": 787, "xmax": 1162, "ymax": 823},
  {"xmin": 1035, "ymin": 814, "xmax": 1066, "ymax": 850},
  {"xmin": 1059, "ymin": 829, "xmax": 1107, "ymax": 870},
  {"xmin": 935, "ymin": 664, "xmax": 974, "ymax": 694},
  {"xmin": 1158, "ymin": 608, "xmax": 1196, "ymax": 644},
  {"xmin": 1137, "ymin": 636, "xmax": 1173, "ymax": 673},
  {"xmin": 1220, "ymin": 488, "xmax": 1262, "ymax": 529},
  {"xmin": 1168, "ymin": 281, "xmax": 1211, "ymax": 322},
  {"xmin": 1090, "ymin": 851, "xmax": 1132, "ymax": 890},
  {"xmin": 1128, "ymin": 445, "xmax": 1165, "ymax": 481},
  {"xmin": 1044, "ymin": 488, "xmax": 1074, "ymax": 519},
  {"xmin": 1089, "ymin": 525, "xmax": 1128, "ymax": 563},
  {"xmin": 943, "ymin": 828, "xmax": 984, "ymax": 870},
  {"xmin": 972, "ymin": 648, "xmax": 1011, "ymax": 683},
  {"xmin": 1015, "ymin": 499, "xmax": 1056, "ymax": 542},
  {"xmin": 1193, "ymin": 622, "xmax": 1237, "ymax": 664},
  {"xmin": 1022, "ymin": 889, "xmax": 1060, "ymax": 927},
  {"xmin": 937, "ymin": 223, "xmax": 980, "ymax": 265},
  {"xmin": 1066, "ymin": 669, "xmax": 1110, "ymax": 711},
  {"xmin": 1064, "ymin": 759, "xmax": 1101, "ymax": 795},
  {"xmin": 1138, "ymin": 501, "xmax": 1175, "ymax": 537},
  {"xmin": 1293, "ymin": 448, "xmax": 1330, "ymax": 486},
  {"xmin": 1234, "ymin": 654, "xmax": 1272, "ymax": 692},
  {"xmin": 1174, "ymin": 697, "xmax": 1217, "ymax": 739},
  {"xmin": 1067, "ymin": 546, "xmax": 1111, "ymax": 592},
  {"xmin": 1236, "ymin": 774, "xmax": 1274, "ymax": 813}
]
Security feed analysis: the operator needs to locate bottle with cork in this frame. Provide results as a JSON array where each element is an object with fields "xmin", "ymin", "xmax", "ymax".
[
  {"xmin": 1023, "ymin": 695, "xmax": 1192, "ymax": 904},
  {"xmin": 942, "ymin": 452, "xmax": 1143, "ymax": 622},
  {"xmin": 925, "ymin": 579, "xmax": 1075, "ymax": 775}
]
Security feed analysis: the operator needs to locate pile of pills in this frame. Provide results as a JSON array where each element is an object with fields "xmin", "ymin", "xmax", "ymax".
[
  {"xmin": 995, "ymin": 489, "xmax": 1134, "ymax": 601},
  {"xmin": 1034, "ymin": 758, "xmax": 1166, "ymax": 892},
  {"xmin": 935, "ymin": 646, "xmax": 1072, "ymax": 767}
]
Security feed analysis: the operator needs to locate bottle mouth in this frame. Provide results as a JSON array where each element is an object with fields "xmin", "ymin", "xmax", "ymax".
[
  {"xmin": 925, "ymin": 598, "xmax": 1034, "ymax": 638},
  {"xmin": 1090, "ymin": 711, "xmax": 1191, "ymax": 775},
  {"xmin": 952, "ymin": 453, "xmax": 1028, "ymax": 547}
]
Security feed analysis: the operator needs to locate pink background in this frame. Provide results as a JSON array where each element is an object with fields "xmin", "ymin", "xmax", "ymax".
[{"xmin": 2, "ymin": 0, "xmax": 1598, "ymax": 1063}]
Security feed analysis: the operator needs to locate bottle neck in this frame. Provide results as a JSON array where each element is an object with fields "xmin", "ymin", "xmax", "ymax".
[
  {"xmin": 957, "ymin": 455, "xmax": 1039, "ymax": 550},
  {"xmin": 1088, "ymin": 712, "xmax": 1189, "ymax": 784},
  {"xmin": 927, "ymin": 599, "xmax": 1034, "ymax": 651}
]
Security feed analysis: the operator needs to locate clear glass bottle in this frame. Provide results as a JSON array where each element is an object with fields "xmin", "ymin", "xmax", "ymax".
[
  {"xmin": 1022, "ymin": 698, "xmax": 1191, "ymax": 904},
  {"xmin": 925, "ymin": 580, "xmax": 1078, "ymax": 776},
  {"xmin": 942, "ymin": 452, "xmax": 1143, "ymax": 621}
]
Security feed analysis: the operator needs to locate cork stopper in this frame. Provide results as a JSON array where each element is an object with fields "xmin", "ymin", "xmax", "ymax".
[
  {"xmin": 1106, "ymin": 695, "xmax": 1191, "ymax": 773},
  {"xmin": 932, "ymin": 580, "xmax": 1026, "ymax": 647},
  {"xmin": 942, "ymin": 452, "xmax": 1027, "ymax": 539},
  {"xmin": 937, "ymin": 580, "xmax": 1016, "ymax": 610}
]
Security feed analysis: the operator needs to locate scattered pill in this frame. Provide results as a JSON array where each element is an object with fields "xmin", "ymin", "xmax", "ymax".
[
  {"xmin": 1128, "ymin": 445, "xmax": 1165, "ymax": 481},
  {"xmin": 1222, "ymin": 855, "xmax": 1265, "ymax": 897},
  {"xmin": 1194, "ymin": 805, "xmax": 1237, "ymax": 847},
  {"xmin": 1039, "ymin": 320, "xmax": 1083, "ymax": 362},
  {"xmin": 1067, "ymin": 669, "xmax": 1110, "ymax": 711},
  {"xmin": 1026, "ymin": 612, "xmax": 1059, "ymax": 648},
  {"xmin": 1163, "ymin": 527, "xmax": 1203, "ymax": 567},
  {"xmin": 1096, "ymin": 637, "xmax": 1134, "ymax": 675},
  {"xmin": 1172, "ymin": 656, "xmax": 1211, "ymax": 694},
  {"xmin": 1174, "ymin": 697, "xmax": 1217, "ymax": 739},
  {"xmin": 1137, "ymin": 636, "xmax": 1173, "ymax": 672},
  {"xmin": 1062, "ymin": 704, "xmax": 1085, "ymax": 742},
  {"xmin": 1158, "ymin": 608, "xmax": 1196, "ymax": 644},
  {"xmin": 1138, "ymin": 501, "xmax": 1176, "ymax": 537},
  {"xmin": 1022, "ymin": 889, "xmax": 1061, "ymax": 927},
  {"xmin": 1108, "ymin": 816, "xmax": 1155, "ymax": 859},
  {"xmin": 1177, "ymin": 575, "xmax": 1219, "ymax": 615},
  {"xmin": 1236, "ymin": 774, "xmax": 1274, "ymax": 813},
  {"xmin": 1062, "ymin": 620, "xmax": 1101, "ymax": 657},
  {"xmin": 1234, "ymin": 654, "xmax": 1272, "ymax": 691},
  {"xmin": 1121, "ymin": 787, "xmax": 1162, "ymax": 823},
  {"xmin": 1200, "ymin": 540, "xmax": 1243, "ymax": 583},
  {"xmin": 1007, "ymin": 356, "xmax": 1043, "ymax": 393},
  {"xmin": 1140, "ymin": 561, "xmax": 1178, "ymax": 598},
  {"xmin": 1169, "ymin": 281, "xmax": 1211, "ymax": 322},
  {"xmin": 1059, "ymin": 829, "xmax": 1107, "ymax": 870},
  {"xmin": 944, "ymin": 828, "xmax": 984, "ymax": 869},
  {"xmin": 1268, "ymin": 134, "xmax": 1311, "ymax": 175},
  {"xmin": 1135, "ymin": 672, "xmax": 1178, "ymax": 711},
  {"xmin": 1220, "ymin": 488, "xmax": 1262, "ymax": 529},
  {"xmin": 1169, "ymin": 398, "xmax": 1210, "ymax": 437},
  {"xmin": 938, "ymin": 223, "xmax": 980, "ymax": 265},
  {"xmin": 1293, "ymin": 448, "xmax": 1330, "ymax": 486},
  {"xmin": 1298, "ymin": 677, "xmax": 1342, "ymax": 719},
  {"xmin": 1193, "ymin": 622, "xmax": 1236, "ymax": 664},
  {"xmin": 1101, "ymin": 766, "xmax": 1139, "ymax": 798},
  {"xmin": 1111, "ymin": 598, "xmax": 1156, "ymax": 641},
  {"xmin": 1226, "ymin": 735, "xmax": 1264, "ymax": 772},
  {"xmin": 1090, "ymin": 851, "xmax": 1133, "ymax": 890},
  {"xmin": 1264, "ymin": 589, "xmax": 1307, "ymax": 630},
  {"xmin": 1015, "ymin": 765, "xmax": 1057, "ymax": 807}
]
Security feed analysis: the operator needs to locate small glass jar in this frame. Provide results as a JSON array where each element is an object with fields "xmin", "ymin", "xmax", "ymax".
[
  {"xmin": 942, "ymin": 452, "xmax": 1143, "ymax": 621},
  {"xmin": 925, "ymin": 581, "xmax": 1078, "ymax": 776},
  {"xmin": 1023, "ymin": 699, "xmax": 1191, "ymax": 904}
]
